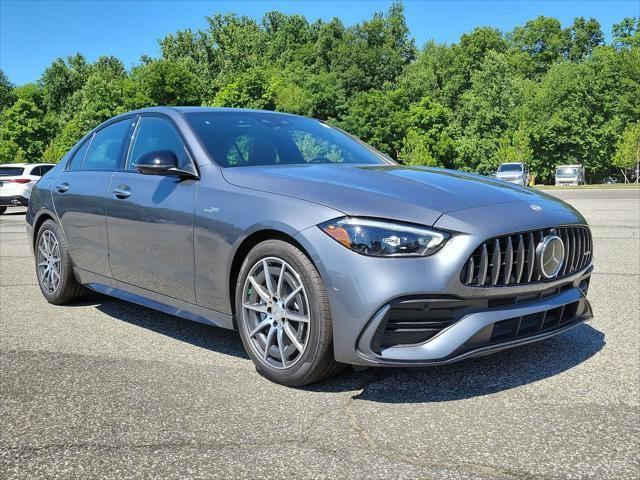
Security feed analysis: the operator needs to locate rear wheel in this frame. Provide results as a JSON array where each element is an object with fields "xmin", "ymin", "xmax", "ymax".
[
  {"xmin": 235, "ymin": 240, "xmax": 340, "ymax": 386},
  {"xmin": 0, "ymin": 206, "xmax": 6, "ymax": 215},
  {"xmin": 35, "ymin": 219, "xmax": 86, "ymax": 304}
]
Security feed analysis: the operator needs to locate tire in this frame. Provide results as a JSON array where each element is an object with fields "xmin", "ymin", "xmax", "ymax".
[
  {"xmin": 35, "ymin": 219, "xmax": 86, "ymax": 305},
  {"xmin": 235, "ymin": 239, "xmax": 340, "ymax": 386},
  {"xmin": 0, "ymin": 206, "xmax": 6, "ymax": 215}
]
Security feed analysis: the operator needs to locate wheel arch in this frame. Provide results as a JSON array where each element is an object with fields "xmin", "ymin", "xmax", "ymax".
[
  {"xmin": 32, "ymin": 210, "xmax": 57, "ymax": 249},
  {"xmin": 228, "ymin": 229, "xmax": 318, "ymax": 326}
]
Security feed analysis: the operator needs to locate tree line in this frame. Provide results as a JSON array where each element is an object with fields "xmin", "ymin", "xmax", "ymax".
[{"xmin": 1, "ymin": 3, "xmax": 638, "ymax": 182}]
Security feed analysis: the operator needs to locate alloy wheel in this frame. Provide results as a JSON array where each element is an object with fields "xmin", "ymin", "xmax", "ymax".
[
  {"xmin": 241, "ymin": 257, "xmax": 311, "ymax": 369},
  {"xmin": 37, "ymin": 230, "xmax": 61, "ymax": 294}
]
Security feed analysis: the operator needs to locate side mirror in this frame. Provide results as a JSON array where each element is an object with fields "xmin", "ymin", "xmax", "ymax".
[{"xmin": 134, "ymin": 150, "xmax": 197, "ymax": 179}]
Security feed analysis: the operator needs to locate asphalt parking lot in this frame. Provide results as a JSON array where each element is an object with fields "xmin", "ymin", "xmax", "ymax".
[{"xmin": 1, "ymin": 188, "xmax": 639, "ymax": 479}]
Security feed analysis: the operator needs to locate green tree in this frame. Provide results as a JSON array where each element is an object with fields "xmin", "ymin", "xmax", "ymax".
[
  {"xmin": 337, "ymin": 87, "xmax": 411, "ymax": 157},
  {"xmin": 399, "ymin": 97, "xmax": 455, "ymax": 167},
  {"xmin": 613, "ymin": 123, "xmax": 640, "ymax": 182},
  {"xmin": 210, "ymin": 68, "xmax": 276, "ymax": 110},
  {"xmin": 0, "ymin": 69, "xmax": 17, "ymax": 112},
  {"xmin": 612, "ymin": 17, "xmax": 640, "ymax": 50},
  {"xmin": 0, "ymin": 84, "xmax": 51, "ymax": 163},
  {"xmin": 41, "ymin": 53, "xmax": 91, "ymax": 114},
  {"xmin": 508, "ymin": 16, "xmax": 570, "ymax": 77},
  {"xmin": 495, "ymin": 128, "xmax": 533, "ymax": 166},
  {"xmin": 567, "ymin": 17, "xmax": 604, "ymax": 61},
  {"xmin": 456, "ymin": 51, "xmax": 524, "ymax": 173},
  {"xmin": 128, "ymin": 59, "xmax": 200, "ymax": 107}
]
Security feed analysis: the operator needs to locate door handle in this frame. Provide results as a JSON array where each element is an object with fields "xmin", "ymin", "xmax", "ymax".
[
  {"xmin": 56, "ymin": 183, "xmax": 69, "ymax": 193},
  {"xmin": 113, "ymin": 186, "xmax": 132, "ymax": 199}
]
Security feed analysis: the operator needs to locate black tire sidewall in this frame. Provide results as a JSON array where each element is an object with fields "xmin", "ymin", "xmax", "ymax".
[{"xmin": 235, "ymin": 240, "xmax": 331, "ymax": 386}]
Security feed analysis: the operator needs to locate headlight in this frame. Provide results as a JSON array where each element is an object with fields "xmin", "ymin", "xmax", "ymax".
[{"xmin": 318, "ymin": 217, "xmax": 449, "ymax": 257}]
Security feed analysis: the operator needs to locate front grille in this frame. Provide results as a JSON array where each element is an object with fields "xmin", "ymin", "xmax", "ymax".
[{"xmin": 461, "ymin": 226, "xmax": 592, "ymax": 287}]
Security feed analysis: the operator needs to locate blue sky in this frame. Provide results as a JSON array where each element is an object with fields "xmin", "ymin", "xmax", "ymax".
[{"xmin": 2, "ymin": 0, "xmax": 638, "ymax": 85}]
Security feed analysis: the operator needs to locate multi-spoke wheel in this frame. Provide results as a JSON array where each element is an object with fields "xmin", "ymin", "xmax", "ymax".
[
  {"xmin": 242, "ymin": 257, "xmax": 311, "ymax": 369},
  {"xmin": 35, "ymin": 219, "xmax": 86, "ymax": 304},
  {"xmin": 37, "ymin": 230, "xmax": 61, "ymax": 294},
  {"xmin": 236, "ymin": 240, "xmax": 340, "ymax": 386}
]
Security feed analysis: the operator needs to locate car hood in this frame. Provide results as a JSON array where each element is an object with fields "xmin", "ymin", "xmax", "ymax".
[{"xmin": 221, "ymin": 164, "xmax": 576, "ymax": 226}]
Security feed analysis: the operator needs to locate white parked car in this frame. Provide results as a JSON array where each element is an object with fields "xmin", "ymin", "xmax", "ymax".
[
  {"xmin": 495, "ymin": 162, "xmax": 530, "ymax": 186},
  {"xmin": 0, "ymin": 163, "xmax": 55, "ymax": 214}
]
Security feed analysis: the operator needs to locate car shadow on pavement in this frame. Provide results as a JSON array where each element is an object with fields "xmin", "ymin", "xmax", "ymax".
[
  {"xmin": 315, "ymin": 323, "xmax": 605, "ymax": 403},
  {"xmin": 91, "ymin": 295, "xmax": 604, "ymax": 402},
  {"xmin": 92, "ymin": 295, "xmax": 250, "ymax": 360}
]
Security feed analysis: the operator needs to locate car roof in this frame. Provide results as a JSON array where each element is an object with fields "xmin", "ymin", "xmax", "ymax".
[
  {"xmin": 0, "ymin": 163, "xmax": 55, "ymax": 167},
  {"xmin": 112, "ymin": 106, "xmax": 305, "ymax": 120}
]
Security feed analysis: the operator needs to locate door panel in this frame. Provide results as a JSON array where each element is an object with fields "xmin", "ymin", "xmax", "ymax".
[
  {"xmin": 52, "ymin": 170, "xmax": 114, "ymax": 276},
  {"xmin": 105, "ymin": 173, "xmax": 198, "ymax": 303},
  {"xmin": 51, "ymin": 119, "xmax": 133, "ymax": 277}
]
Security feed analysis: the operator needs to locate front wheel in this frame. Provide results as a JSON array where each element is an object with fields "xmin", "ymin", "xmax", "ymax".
[
  {"xmin": 235, "ymin": 240, "xmax": 340, "ymax": 386},
  {"xmin": 0, "ymin": 206, "xmax": 6, "ymax": 215}
]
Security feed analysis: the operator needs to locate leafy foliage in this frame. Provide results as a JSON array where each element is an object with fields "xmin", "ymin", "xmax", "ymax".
[
  {"xmin": 0, "ymin": 3, "xmax": 637, "ymax": 184},
  {"xmin": 613, "ymin": 122, "xmax": 640, "ymax": 181}
]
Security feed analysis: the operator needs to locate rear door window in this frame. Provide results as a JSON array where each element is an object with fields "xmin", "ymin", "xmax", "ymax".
[
  {"xmin": 82, "ymin": 120, "xmax": 131, "ymax": 171},
  {"xmin": 68, "ymin": 138, "xmax": 92, "ymax": 170}
]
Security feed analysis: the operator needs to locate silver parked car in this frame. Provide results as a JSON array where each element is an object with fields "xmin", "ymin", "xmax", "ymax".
[
  {"xmin": 496, "ymin": 162, "xmax": 530, "ymax": 186},
  {"xmin": 26, "ymin": 107, "xmax": 594, "ymax": 386},
  {"xmin": 0, "ymin": 163, "xmax": 55, "ymax": 214}
]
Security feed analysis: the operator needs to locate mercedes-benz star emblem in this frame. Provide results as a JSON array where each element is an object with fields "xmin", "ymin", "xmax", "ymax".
[{"xmin": 536, "ymin": 235, "xmax": 565, "ymax": 278}]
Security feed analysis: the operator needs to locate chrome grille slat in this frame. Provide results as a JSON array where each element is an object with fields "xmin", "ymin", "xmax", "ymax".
[
  {"xmin": 462, "ymin": 226, "xmax": 592, "ymax": 288},
  {"xmin": 560, "ymin": 228, "xmax": 570, "ymax": 276},
  {"xmin": 535, "ymin": 231, "xmax": 544, "ymax": 281},
  {"xmin": 570, "ymin": 228, "xmax": 577, "ymax": 272},
  {"xmin": 576, "ymin": 228, "xmax": 582, "ymax": 270},
  {"xmin": 515, "ymin": 234, "xmax": 525, "ymax": 283},
  {"xmin": 491, "ymin": 238, "xmax": 501, "ymax": 285},
  {"xmin": 504, "ymin": 237, "xmax": 513, "ymax": 285},
  {"xmin": 478, "ymin": 244, "xmax": 488, "ymax": 286},
  {"xmin": 526, "ymin": 232, "xmax": 535, "ymax": 282},
  {"xmin": 577, "ymin": 228, "xmax": 584, "ymax": 270},
  {"xmin": 466, "ymin": 257, "xmax": 475, "ymax": 284}
]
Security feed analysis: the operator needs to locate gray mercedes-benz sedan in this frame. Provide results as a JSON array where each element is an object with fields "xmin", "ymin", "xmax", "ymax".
[{"xmin": 27, "ymin": 107, "xmax": 593, "ymax": 386}]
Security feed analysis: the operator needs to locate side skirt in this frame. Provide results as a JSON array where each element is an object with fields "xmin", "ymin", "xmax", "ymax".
[{"xmin": 74, "ymin": 268, "xmax": 235, "ymax": 330}]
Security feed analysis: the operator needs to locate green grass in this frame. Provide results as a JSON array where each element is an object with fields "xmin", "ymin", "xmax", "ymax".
[{"xmin": 534, "ymin": 183, "xmax": 640, "ymax": 190}]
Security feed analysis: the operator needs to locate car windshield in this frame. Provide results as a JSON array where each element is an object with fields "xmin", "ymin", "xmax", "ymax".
[
  {"xmin": 557, "ymin": 167, "xmax": 578, "ymax": 177},
  {"xmin": 498, "ymin": 164, "xmax": 523, "ymax": 172},
  {"xmin": 0, "ymin": 167, "xmax": 24, "ymax": 176},
  {"xmin": 186, "ymin": 111, "xmax": 389, "ymax": 167}
]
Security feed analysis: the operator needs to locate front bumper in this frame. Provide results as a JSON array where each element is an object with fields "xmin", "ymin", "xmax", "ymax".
[
  {"xmin": 497, "ymin": 177, "xmax": 525, "ymax": 185},
  {"xmin": 355, "ymin": 281, "xmax": 592, "ymax": 366},
  {"xmin": 294, "ymin": 200, "xmax": 593, "ymax": 367},
  {"xmin": 0, "ymin": 195, "xmax": 28, "ymax": 207}
]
